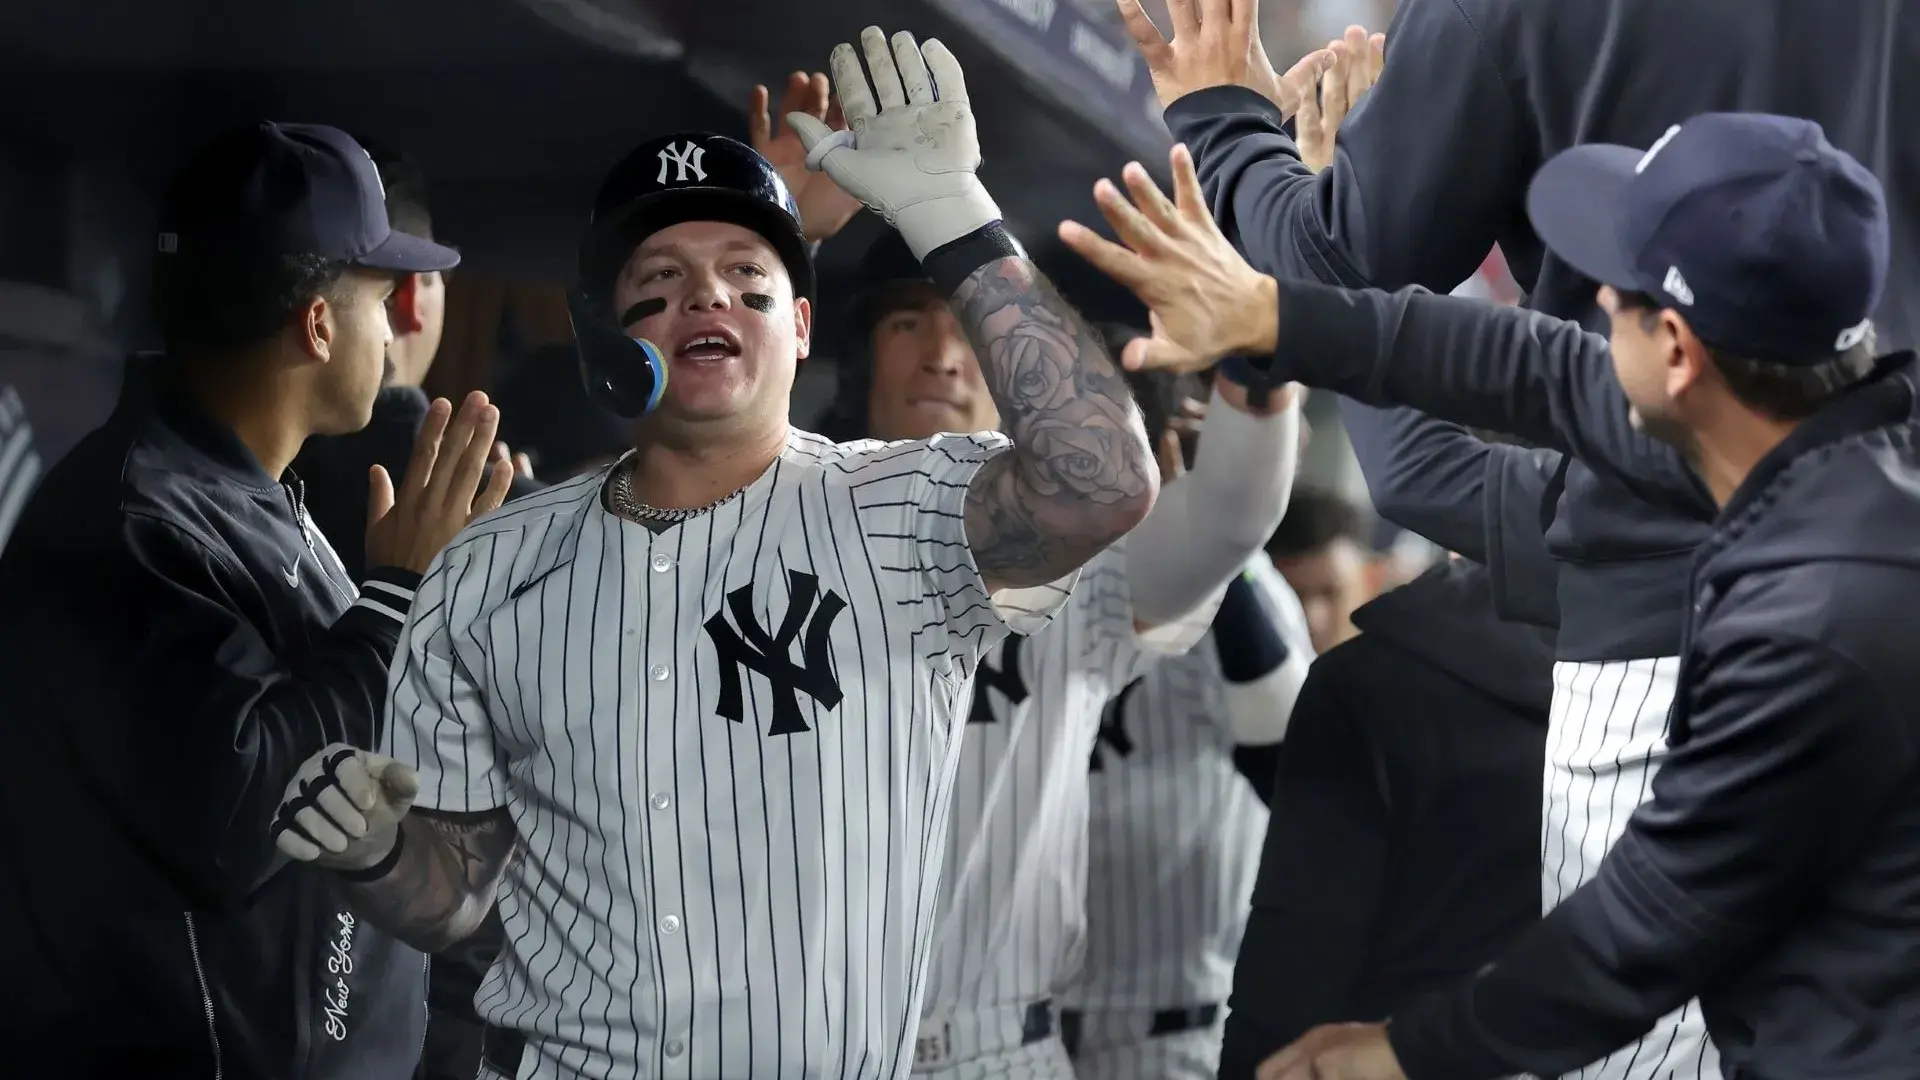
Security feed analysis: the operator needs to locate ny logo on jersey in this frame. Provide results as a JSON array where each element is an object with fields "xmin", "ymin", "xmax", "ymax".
[
  {"xmin": 967, "ymin": 635, "xmax": 1030, "ymax": 725},
  {"xmin": 1088, "ymin": 678, "xmax": 1143, "ymax": 772},
  {"xmin": 656, "ymin": 141, "xmax": 707, "ymax": 185},
  {"xmin": 705, "ymin": 569, "xmax": 846, "ymax": 736}
]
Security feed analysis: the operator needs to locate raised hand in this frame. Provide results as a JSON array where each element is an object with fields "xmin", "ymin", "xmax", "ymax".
[
  {"xmin": 271, "ymin": 744, "xmax": 420, "ymax": 873},
  {"xmin": 749, "ymin": 72, "xmax": 865, "ymax": 243},
  {"xmin": 786, "ymin": 26, "xmax": 1002, "ymax": 260},
  {"xmin": 1059, "ymin": 144, "xmax": 1278, "ymax": 375},
  {"xmin": 1287, "ymin": 27, "xmax": 1386, "ymax": 172},
  {"xmin": 1117, "ymin": 0, "xmax": 1262, "ymax": 108},
  {"xmin": 364, "ymin": 390, "xmax": 514, "ymax": 575}
]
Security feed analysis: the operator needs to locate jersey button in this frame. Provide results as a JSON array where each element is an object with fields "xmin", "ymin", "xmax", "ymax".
[
  {"xmin": 650, "ymin": 553, "xmax": 674, "ymax": 573},
  {"xmin": 665, "ymin": 1039, "xmax": 685, "ymax": 1058},
  {"xmin": 649, "ymin": 664, "xmax": 670, "ymax": 682},
  {"xmin": 659, "ymin": 914, "xmax": 681, "ymax": 935},
  {"xmin": 650, "ymin": 792, "xmax": 670, "ymax": 811}
]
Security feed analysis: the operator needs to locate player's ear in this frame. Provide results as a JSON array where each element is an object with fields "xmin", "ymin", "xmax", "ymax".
[
  {"xmin": 1666, "ymin": 311, "xmax": 1710, "ymax": 398},
  {"xmin": 793, "ymin": 295, "xmax": 813, "ymax": 362},
  {"xmin": 388, "ymin": 272, "xmax": 426, "ymax": 335}
]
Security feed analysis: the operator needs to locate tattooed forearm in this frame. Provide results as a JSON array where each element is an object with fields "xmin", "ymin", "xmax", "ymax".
[
  {"xmin": 953, "ymin": 257, "xmax": 1157, "ymax": 589},
  {"xmin": 336, "ymin": 808, "xmax": 518, "ymax": 953}
]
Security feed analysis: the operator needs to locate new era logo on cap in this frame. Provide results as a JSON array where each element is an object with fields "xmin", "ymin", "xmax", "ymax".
[{"xmin": 1527, "ymin": 112, "xmax": 1889, "ymax": 365}]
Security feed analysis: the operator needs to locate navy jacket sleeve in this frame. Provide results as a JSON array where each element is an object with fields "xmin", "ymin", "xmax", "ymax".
[
  {"xmin": 1384, "ymin": 636, "xmax": 1913, "ymax": 1079},
  {"xmin": 1220, "ymin": 652, "xmax": 1388, "ymax": 1076},
  {"xmin": 1273, "ymin": 281, "xmax": 1714, "ymax": 518},
  {"xmin": 61, "ymin": 513, "xmax": 417, "ymax": 907},
  {"xmin": 1337, "ymin": 399, "xmax": 1563, "ymax": 628},
  {"xmin": 1163, "ymin": 0, "xmax": 1523, "ymax": 293}
]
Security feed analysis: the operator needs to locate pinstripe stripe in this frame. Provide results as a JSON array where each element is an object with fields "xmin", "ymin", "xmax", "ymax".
[
  {"xmin": 382, "ymin": 430, "xmax": 1066, "ymax": 1080},
  {"xmin": 0, "ymin": 386, "xmax": 42, "ymax": 555},
  {"xmin": 1540, "ymin": 658, "xmax": 1719, "ymax": 1080},
  {"xmin": 1067, "ymin": 559, "xmax": 1310, "ymax": 1024}
]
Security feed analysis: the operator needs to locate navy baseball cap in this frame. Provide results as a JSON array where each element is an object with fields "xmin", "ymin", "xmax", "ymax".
[
  {"xmin": 1526, "ymin": 112, "xmax": 1887, "ymax": 365},
  {"xmin": 157, "ymin": 122, "xmax": 460, "ymax": 274}
]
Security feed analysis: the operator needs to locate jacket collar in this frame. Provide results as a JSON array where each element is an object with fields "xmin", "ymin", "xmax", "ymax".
[
  {"xmin": 121, "ymin": 352, "xmax": 281, "ymax": 490},
  {"xmin": 1718, "ymin": 352, "xmax": 1916, "ymax": 526}
]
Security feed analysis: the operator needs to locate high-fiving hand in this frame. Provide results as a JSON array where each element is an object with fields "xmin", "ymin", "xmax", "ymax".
[
  {"xmin": 365, "ymin": 391, "xmax": 514, "ymax": 576},
  {"xmin": 1118, "ymin": 0, "xmax": 1265, "ymax": 109},
  {"xmin": 1059, "ymin": 145, "xmax": 1277, "ymax": 375},
  {"xmin": 786, "ymin": 26, "xmax": 1002, "ymax": 260},
  {"xmin": 749, "ymin": 72, "xmax": 865, "ymax": 243},
  {"xmin": 1287, "ymin": 26, "xmax": 1386, "ymax": 172}
]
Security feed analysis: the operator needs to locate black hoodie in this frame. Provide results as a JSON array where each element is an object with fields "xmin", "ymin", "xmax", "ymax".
[
  {"xmin": 1218, "ymin": 561, "xmax": 1555, "ymax": 1077},
  {"xmin": 0, "ymin": 359, "xmax": 428, "ymax": 1079},
  {"xmin": 1386, "ymin": 361, "xmax": 1920, "ymax": 1079}
]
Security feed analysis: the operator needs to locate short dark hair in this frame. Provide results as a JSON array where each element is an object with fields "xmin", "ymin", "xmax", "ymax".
[
  {"xmin": 152, "ymin": 252, "xmax": 350, "ymax": 355},
  {"xmin": 1266, "ymin": 487, "xmax": 1371, "ymax": 560},
  {"xmin": 1614, "ymin": 290, "xmax": 1877, "ymax": 420}
]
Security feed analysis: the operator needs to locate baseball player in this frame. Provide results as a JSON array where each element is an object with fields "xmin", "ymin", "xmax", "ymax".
[
  {"xmin": 1061, "ymin": 397, "xmax": 1315, "ymax": 1079},
  {"xmin": 269, "ymin": 29, "xmax": 1163, "ymax": 1080},
  {"xmin": 0, "ymin": 384, "xmax": 38, "ymax": 554},
  {"xmin": 818, "ymin": 219, "xmax": 1301, "ymax": 1077}
]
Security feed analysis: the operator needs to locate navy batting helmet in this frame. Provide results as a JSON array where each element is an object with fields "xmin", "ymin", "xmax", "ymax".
[
  {"xmin": 569, "ymin": 132, "xmax": 815, "ymax": 418},
  {"xmin": 819, "ymin": 230, "xmax": 929, "ymax": 440}
]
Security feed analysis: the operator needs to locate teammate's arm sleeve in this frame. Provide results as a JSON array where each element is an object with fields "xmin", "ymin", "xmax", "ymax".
[
  {"xmin": 63, "ymin": 514, "xmax": 417, "ymax": 906},
  {"xmin": 1220, "ymin": 653, "xmax": 1388, "ymax": 1075},
  {"xmin": 1125, "ymin": 381, "xmax": 1301, "ymax": 649},
  {"xmin": 1265, "ymin": 281, "xmax": 1714, "ymax": 517},
  {"xmin": 1165, "ymin": 0, "xmax": 1522, "ymax": 293},
  {"xmin": 382, "ymin": 543, "xmax": 510, "ymax": 813},
  {"xmin": 1384, "ymin": 636, "xmax": 1912, "ymax": 1079},
  {"xmin": 1482, "ymin": 447, "xmax": 1566, "ymax": 629}
]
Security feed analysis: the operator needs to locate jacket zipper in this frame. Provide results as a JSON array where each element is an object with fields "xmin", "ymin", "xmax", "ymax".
[
  {"xmin": 183, "ymin": 912, "xmax": 225, "ymax": 1080},
  {"xmin": 419, "ymin": 954, "xmax": 433, "ymax": 1061},
  {"xmin": 285, "ymin": 479, "xmax": 352, "ymax": 608}
]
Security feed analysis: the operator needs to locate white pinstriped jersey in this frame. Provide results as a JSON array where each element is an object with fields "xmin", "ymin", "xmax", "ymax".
[
  {"xmin": 0, "ymin": 386, "xmax": 41, "ymax": 554},
  {"xmin": 915, "ymin": 538, "xmax": 1219, "ymax": 1073},
  {"xmin": 383, "ymin": 429, "xmax": 1073, "ymax": 1080},
  {"xmin": 1067, "ymin": 558, "xmax": 1311, "ymax": 1017},
  {"xmin": 1541, "ymin": 658, "xmax": 1717, "ymax": 1080}
]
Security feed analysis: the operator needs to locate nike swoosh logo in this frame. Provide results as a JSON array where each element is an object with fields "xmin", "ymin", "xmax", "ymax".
[{"xmin": 283, "ymin": 565, "xmax": 300, "ymax": 588}]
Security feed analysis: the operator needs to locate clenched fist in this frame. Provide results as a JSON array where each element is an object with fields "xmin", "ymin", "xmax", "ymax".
[{"xmin": 271, "ymin": 744, "xmax": 420, "ymax": 873}]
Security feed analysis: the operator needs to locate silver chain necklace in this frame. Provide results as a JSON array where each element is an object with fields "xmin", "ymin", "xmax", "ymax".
[{"xmin": 608, "ymin": 458, "xmax": 745, "ymax": 524}]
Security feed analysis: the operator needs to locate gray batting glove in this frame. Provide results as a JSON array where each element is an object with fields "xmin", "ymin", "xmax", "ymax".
[
  {"xmin": 787, "ymin": 26, "xmax": 1003, "ymax": 260},
  {"xmin": 270, "ymin": 744, "xmax": 419, "ymax": 872}
]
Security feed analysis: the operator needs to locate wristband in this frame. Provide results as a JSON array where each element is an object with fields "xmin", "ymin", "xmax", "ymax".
[
  {"xmin": 334, "ymin": 824, "xmax": 405, "ymax": 883},
  {"xmin": 1217, "ymin": 355, "xmax": 1277, "ymax": 409},
  {"xmin": 922, "ymin": 222, "xmax": 1027, "ymax": 297}
]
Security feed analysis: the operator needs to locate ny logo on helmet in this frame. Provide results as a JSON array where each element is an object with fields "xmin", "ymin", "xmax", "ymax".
[{"xmin": 657, "ymin": 142, "xmax": 708, "ymax": 185}]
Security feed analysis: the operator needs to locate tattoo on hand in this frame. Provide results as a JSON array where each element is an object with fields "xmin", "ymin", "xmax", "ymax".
[
  {"xmin": 954, "ymin": 258, "xmax": 1155, "ymax": 587},
  {"xmin": 339, "ymin": 809, "xmax": 518, "ymax": 953}
]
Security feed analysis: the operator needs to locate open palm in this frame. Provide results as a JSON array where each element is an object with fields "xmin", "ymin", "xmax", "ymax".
[{"xmin": 751, "ymin": 72, "xmax": 864, "ymax": 243}]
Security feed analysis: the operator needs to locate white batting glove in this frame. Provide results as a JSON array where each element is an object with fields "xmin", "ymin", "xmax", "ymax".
[
  {"xmin": 270, "ymin": 744, "xmax": 419, "ymax": 873},
  {"xmin": 787, "ymin": 26, "xmax": 1003, "ymax": 260}
]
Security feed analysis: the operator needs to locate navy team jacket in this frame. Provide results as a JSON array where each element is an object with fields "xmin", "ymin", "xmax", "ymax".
[{"xmin": 0, "ymin": 359, "xmax": 428, "ymax": 1079}]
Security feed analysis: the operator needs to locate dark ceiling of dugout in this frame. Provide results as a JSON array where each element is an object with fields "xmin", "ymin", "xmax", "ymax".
[{"xmin": 0, "ymin": 0, "xmax": 1152, "ymax": 325}]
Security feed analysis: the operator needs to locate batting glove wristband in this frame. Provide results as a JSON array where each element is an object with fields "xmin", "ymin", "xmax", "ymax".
[
  {"xmin": 270, "ymin": 743, "xmax": 420, "ymax": 876},
  {"xmin": 788, "ymin": 26, "xmax": 1003, "ymax": 261}
]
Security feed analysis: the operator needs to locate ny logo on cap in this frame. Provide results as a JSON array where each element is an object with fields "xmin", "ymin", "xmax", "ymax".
[{"xmin": 656, "ymin": 141, "xmax": 707, "ymax": 185}]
